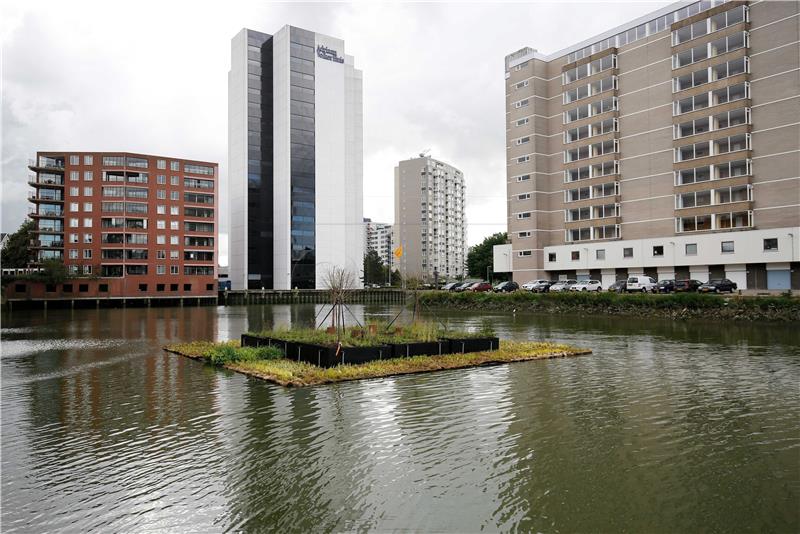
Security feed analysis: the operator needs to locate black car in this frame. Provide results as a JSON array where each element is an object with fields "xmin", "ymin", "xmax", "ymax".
[
  {"xmin": 493, "ymin": 281, "xmax": 519, "ymax": 293},
  {"xmin": 452, "ymin": 282, "xmax": 472, "ymax": 292},
  {"xmin": 698, "ymin": 279, "xmax": 738, "ymax": 293},
  {"xmin": 656, "ymin": 279, "xmax": 676, "ymax": 293},
  {"xmin": 674, "ymin": 279, "xmax": 703, "ymax": 292},
  {"xmin": 607, "ymin": 280, "xmax": 627, "ymax": 293},
  {"xmin": 441, "ymin": 282, "xmax": 458, "ymax": 291}
]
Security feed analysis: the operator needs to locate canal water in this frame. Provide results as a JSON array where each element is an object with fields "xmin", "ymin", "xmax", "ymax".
[{"xmin": 1, "ymin": 304, "xmax": 798, "ymax": 532}]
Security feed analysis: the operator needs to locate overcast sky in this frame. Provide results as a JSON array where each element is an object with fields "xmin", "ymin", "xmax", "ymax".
[{"xmin": 1, "ymin": 0, "xmax": 671, "ymax": 263}]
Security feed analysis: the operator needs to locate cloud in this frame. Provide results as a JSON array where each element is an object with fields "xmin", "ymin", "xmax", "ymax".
[{"xmin": 1, "ymin": 0, "xmax": 669, "ymax": 255}]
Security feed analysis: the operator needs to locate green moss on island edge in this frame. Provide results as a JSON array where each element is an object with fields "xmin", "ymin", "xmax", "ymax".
[{"xmin": 164, "ymin": 340, "xmax": 591, "ymax": 388}]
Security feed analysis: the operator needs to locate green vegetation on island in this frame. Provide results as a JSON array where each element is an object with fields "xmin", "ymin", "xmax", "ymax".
[{"xmin": 164, "ymin": 339, "xmax": 591, "ymax": 387}]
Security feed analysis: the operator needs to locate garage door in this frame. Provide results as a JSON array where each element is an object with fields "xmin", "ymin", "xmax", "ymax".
[{"xmin": 767, "ymin": 270, "xmax": 790, "ymax": 290}]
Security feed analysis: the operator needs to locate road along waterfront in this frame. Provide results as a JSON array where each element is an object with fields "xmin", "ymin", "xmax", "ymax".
[{"xmin": 1, "ymin": 304, "xmax": 798, "ymax": 532}]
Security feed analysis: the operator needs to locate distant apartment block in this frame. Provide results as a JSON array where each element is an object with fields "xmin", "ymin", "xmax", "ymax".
[
  {"xmin": 364, "ymin": 218, "xmax": 393, "ymax": 266},
  {"xmin": 394, "ymin": 155, "xmax": 466, "ymax": 281},
  {"xmin": 7, "ymin": 151, "xmax": 218, "ymax": 300},
  {"xmin": 505, "ymin": 0, "xmax": 799, "ymax": 290},
  {"xmin": 229, "ymin": 26, "xmax": 364, "ymax": 290}
]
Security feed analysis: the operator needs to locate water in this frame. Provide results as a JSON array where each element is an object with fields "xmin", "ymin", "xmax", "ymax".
[{"xmin": 1, "ymin": 304, "xmax": 798, "ymax": 532}]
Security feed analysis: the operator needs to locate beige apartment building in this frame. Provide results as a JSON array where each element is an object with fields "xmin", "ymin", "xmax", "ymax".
[
  {"xmin": 505, "ymin": 0, "xmax": 799, "ymax": 290},
  {"xmin": 394, "ymin": 155, "xmax": 466, "ymax": 282}
]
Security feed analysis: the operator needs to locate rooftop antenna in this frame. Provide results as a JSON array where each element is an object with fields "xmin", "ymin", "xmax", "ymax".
[{"xmin": 418, "ymin": 148, "xmax": 430, "ymax": 158}]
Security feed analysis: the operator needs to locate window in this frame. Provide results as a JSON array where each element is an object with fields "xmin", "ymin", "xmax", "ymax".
[
  {"xmin": 170, "ymin": 235, "xmax": 179, "ymax": 245},
  {"xmin": 157, "ymin": 160, "xmax": 166, "ymax": 169},
  {"xmin": 170, "ymin": 250, "xmax": 179, "ymax": 259},
  {"xmin": 70, "ymin": 202, "xmax": 79, "ymax": 212},
  {"xmin": 171, "ymin": 176, "xmax": 179, "ymax": 186},
  {"xmin": 70, "ymin": 171, "xmax": 79, "ymax": 181},
  {"xmin": 518, "ymin": 231, "xmax": 531, "ymax": 238},
  {"xmin": 548, "ymin": 253, "xmax": 556, "ymax": 262},
  {"xmin": 172, "ymin": 266, "xmax": 180, "ymax": 275},
  {"xmin": 157, "ymin": 235, "xmax": 166, "ymax": 245},
  {"xmin": 517, "ymin": 250, "xmax": 532, "ymax": 257},
  {"xmin": 84, "ymin": 171, "xmax": 93, "ymax": 181},
  {"xmin": 170, "ymin": 221, "xmax": 179, "ymax": 230},
  {"xmin": 69, "ymin": 155, "xmax": 80, "ymax": 165},
  {"xmin": 721, "ymin": 241, "xmax": 735, "ymax": 253},
  {"xmin": 184, "ymin": 163, "xmax": 214, "ymax": 175},
  {"xmin": 157, "ymin": 250, "xmax": 166, "ymax": 259},
  {"xmin": 517, "ymin": 212, "xmax": 531, "ymax": 219},
  {"xmin": 517, "ymin": 155, "xmax": 530, "ymax": 164},
  {"xmin": 516, "ymin": 118, "xmax": 529, "ymax": 127},
  {"xmin": 83, "ymin": 202, "xmax": 92, "ymax": 212},
  {"xmin": 157, "ymin": 220, "xmax": 166, "ymax": 229},
  {"xmin": 69, "ymin": 249, "xmax": 78, "ymax": 259},
  {"xmin": 571, "ymin": 251, "xmax": 580, "ymax": 261},
  {"xmin": 99, "ymin": 283, "xmax": 108, "ymax": 292},
  {"xmin": 157, "ymin": 175, "xmax": 166, "ymax": 184},
  {"xmin": 685, "ymin": 243, "xmax": 697, "ymax": 255},
  {"xmin": 516, "ymin": 174, "xmax": 530, "ymax": 182},
  {"xmin": 623, "ymin": 248, "xmax": 633, "ymax": 258},
  {"xmin": 83, "ymin": 233, "xmax": 92, "ymax": 243},
  {"xmin": 514, "ymin": 98, "xmax": 529, "ymax": 109},
  {"xmin": 171, "ymin": 284, "xmax": 178, "ymax": 291},
  {"xmin": 170, "ymin": 191, "xmax": 179, "ymax": 201},
  {"xmin": 83, "ymin": 187, "xmax": 93, "ymax": 196},
  {"xmin": 127, "ymin": 157, "xmax": 147, "ymax": 168},
  {"xmin": 596, "ymin": 249, "xmax": 605, "ymax": 260},
  {"xmin": 763, "ymin": 238, "xmax": 778, "ymax": 251},
  {"xmin": 157, "ymin": 205, "xmax": 166, "ymax": 214},
  {"xmin": 157, "ymin": 265, "xmax": 166, "ymax": 275},
  {"xmin": 653, "ymin": 246, "xmax": 664, "ymax": 257},
  {"xmin": 157, "ymin": 190, "xmax": 166, "ymax": 199},
  {"xmin": 139, "ymin": 284, "xmax": 148, "ymax": 292},
  {"xmin": 83, "ymin": 249, "xmax": 92, "ymax": 259},
  {"xmin": 70, "ymin": 187, "xmax": 79, "ymax": 196},
  {"xmin": 515, "ymin": 136, "xmax": 530, "ymax": 146},
  {"xmin": 69, "ymin": 233, "xmax": 78, "ymax": 243},
  {"xmin": 170, "ymin": 161, "xmax": 180, "ymax": 171},
  {"xmin": 103, "ymin": 156, "xmax": 125, "ymax": 166},
  {"xmin": 514, "ymin": 80, "xmax": 529, "ymax": 90},
  {"xmin": 170, "ymin": 206, "xmax": 179, "ymax": 215},
  {"xmin": 84, "ymin": 155, "xmax": 93, "ymax": 165}
]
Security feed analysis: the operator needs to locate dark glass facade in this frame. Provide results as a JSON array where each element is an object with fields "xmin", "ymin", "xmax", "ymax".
[
  {"xmin": 288, "ymin": 27, "xmax": 316, "ymax": 289},
  {"xmin": 246, "ymin": 30, "xmax": 274, "ymax": 289}
]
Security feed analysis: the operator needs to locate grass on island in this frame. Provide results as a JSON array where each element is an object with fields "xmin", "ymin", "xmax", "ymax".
[
  {"xmin": 164, "ymin": 339, "xmax": 591, "ymax": 387},
  {"xmin": 251, "ymin": 322, "xmax": 496, "ymax": 347}
]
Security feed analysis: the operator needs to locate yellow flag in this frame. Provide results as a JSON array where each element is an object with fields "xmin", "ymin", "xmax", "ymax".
[{"xmin": 393, "ymin": 245, "xmax": 403, "ymax": 258}]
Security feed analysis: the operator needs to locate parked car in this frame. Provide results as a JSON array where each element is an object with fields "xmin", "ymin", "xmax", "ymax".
[
  {"xmin": 626, "ymin": 276, "xmax": 658, "ymax": 293},
  {"xmin": 531, "ymin": 280, "xmax": 555, "ymax": 293},
  {"xmin": 468, "ymin": 282, "xmax": 493, "ymax": 292},
  {"xmin": 453, "ymin": 282, "xmax": 472, "ymax": 292},
  {"xmin": 674, "ymin": 279, "xmax": 703, "ymax": 292},
  {"xmin": 493, "ymin": 281, "xmax": 519, "ymax": 293},
  {"xmin": 441, "ymin": 282, "xmax": 458, "ymax": 291},
  {"xmin": 549, "ymin": 279, "xmax": 576, "ymax": 292},
  {"xmin": 698, "ymin": 279, "xmax": 738, "ymax": 293},
  {"xmin": 607, "ymin": 280, "xmax": 627, "ymax": 293},
  {"xmin": 522, "ymin": 279, "xmax": 549, "ymax": 291},
  {"xmin": 570, "ymin": 279, "xmax": 602, "ymax": 292},
  {"xmin": 656, "ymin": 279, "xmax": 676, "ymax": 293}
]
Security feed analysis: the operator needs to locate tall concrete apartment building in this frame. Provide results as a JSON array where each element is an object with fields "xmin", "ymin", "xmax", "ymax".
[
  {"xmin": 229, "ymin": 26, "xmax": 364, "ymax": 290},
  {"xmin": 394, "ymin": 155, "xmax": 466, "ymax": 282},
  {"xmin": 505, "ymin": 0, "xmax": 799, "ymax": 290},
  {"xmin": 364, "ymin": 218, "xmax": 393, "ymax": 266},
  {"xmin": 7, "ymin": 151, "xmax": 218, "ymax": 301}
]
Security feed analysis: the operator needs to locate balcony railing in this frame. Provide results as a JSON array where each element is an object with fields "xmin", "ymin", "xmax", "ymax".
[
  {"xmin": 28, "ymin": 174, "xmax": 64, "ymax": 186},
  {"xmin": 29, "ymin": 157, "xmax": 65, "ymax": 170},
  {"xmin": 29, "ymin": 207, "xmax": 63, "ymax": 217},
  {"xmin": 30, "ymin": 240, "xmax": 64, "ymax": 249}
]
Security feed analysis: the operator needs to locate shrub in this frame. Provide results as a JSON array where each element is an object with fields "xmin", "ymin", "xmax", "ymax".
[{"xmin": 206, "ymin": 343, "xmax": 283, "ymax": 365}]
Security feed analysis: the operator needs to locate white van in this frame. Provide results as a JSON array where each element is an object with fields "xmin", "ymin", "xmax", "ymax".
[{"xmin": 626, "ymin": 276, "xmax": 657, "ymax": 293}]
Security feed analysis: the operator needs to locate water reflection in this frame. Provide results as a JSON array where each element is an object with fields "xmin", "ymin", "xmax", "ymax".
[{"xmin": 1, "ymin": 305, "xmax": 798, "ymax": 532}]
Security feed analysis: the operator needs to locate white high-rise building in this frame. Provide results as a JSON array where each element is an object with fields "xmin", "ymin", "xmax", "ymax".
[
  {"xmin": 364, "ymin": 218, "xmax": 393, "ymax": 266},
  {"xmin": 229, "ymin": 26, "xmax": 364, "ymax": 289},
  {"xmin": 394, "ymin": 155, "xmax": 466, "ymax": 282}
]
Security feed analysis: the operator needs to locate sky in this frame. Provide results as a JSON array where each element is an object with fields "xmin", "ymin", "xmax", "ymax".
[{"xmin": 1, "ymin": 0, "xmax": 671, "ymax": 264}]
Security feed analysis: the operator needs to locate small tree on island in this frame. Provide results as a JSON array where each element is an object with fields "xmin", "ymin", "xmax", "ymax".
[{"xmin": 322, "ymin": 266, "xmax": 357, "ymax": 341}]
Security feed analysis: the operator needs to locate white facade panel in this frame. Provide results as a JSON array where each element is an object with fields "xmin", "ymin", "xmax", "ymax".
[
  {"xmin": 272, "ymin": 27, "xmax": 292, "ymax": 290},
  {"xmin": 228, "ymin": 29, "xmax": 249, "ymax": 289},
  {"xmin": 493, "ymin": 244, "xmax": 513, "ymax": 273}
]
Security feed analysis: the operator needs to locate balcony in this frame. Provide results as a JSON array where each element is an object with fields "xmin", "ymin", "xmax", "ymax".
[
  {"xmin": 28, "ymin": 191, "xmax": 64, "ymax": 203},
  {"xmin": 28, "ymin": 207, "xmax": 64, "ymax": 218},
  {"xmin": 28, "ymin": 157, "xmax": 65, "ymax": 172},
  {"xmin": 28, "ymin": 174, "xmax": 64, "ymax": 188},
  {"xmin": 30, "ymin": 239, "xmax": 64, "ymax": 249}
]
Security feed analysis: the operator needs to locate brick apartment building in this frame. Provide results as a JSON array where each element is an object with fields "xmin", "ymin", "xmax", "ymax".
[
  {"xmin": 8, "ymin": 151, "xmax": 218, "ymax": 301},
  {"xmin": 504, "ymin": 0, "xmax": 799, "ymax": 290}
]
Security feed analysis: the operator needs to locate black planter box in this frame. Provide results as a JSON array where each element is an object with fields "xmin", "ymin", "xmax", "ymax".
[
  {"xmin": 443, "ymin": 337, "xmax": 500, "ymax": 354},
  {"xmin": 388, "ymin": 341, "xmax": 449, "ymax": 359},
  {"xmin": 337, "ymin": 344, "xmax": 392, "ymax": 366}
]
